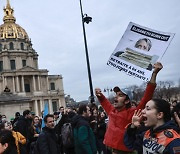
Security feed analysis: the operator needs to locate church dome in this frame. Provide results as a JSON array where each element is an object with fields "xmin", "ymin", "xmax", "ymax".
[{"xmin": 0, "ymin": 0, "xmax": 29, "ymax": 40}]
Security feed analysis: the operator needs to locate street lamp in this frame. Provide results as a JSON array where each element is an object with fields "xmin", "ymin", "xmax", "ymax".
[
  {"xmin": 79, "ymin": 0, "xmax": 94, "ymax": 103},
  {"xmin": 104, "ymin": 87, "xmax": 113, "ymax": 98}
]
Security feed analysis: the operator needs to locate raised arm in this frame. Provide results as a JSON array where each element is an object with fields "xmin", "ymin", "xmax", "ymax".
[
  {"xmin": 136, "ymin": 62, "xmax": 163, "ymax": 110},
  {"xmin": 95, "ymin": 88, "xmax": 113, "ymax": 115},
  {"xmin": 149, "ymin": 62, "xmax": 163, "ymax": 84}
]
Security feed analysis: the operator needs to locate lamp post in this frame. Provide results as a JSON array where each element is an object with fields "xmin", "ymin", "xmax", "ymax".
[
  {"xmin": 79, "ymin": 0, "xmax": 94, "ymax": 103},
  {"xmin": 104, "ymin": 87, "xmax": 113, "ymax": 98}
]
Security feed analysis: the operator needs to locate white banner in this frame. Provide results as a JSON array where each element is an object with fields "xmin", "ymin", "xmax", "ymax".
[{"xmin": 107, "ymin": 22, "xmax": 175, "ymax": 82}]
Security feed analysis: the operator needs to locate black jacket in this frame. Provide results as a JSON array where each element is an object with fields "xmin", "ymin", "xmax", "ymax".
[
  {"xmin": 97, "ymin": 118, "xmax": 106, "ymax": 139},
  {"xmin": 14, "ymin": 116, "xmax": 31, "ymax": 139},
  {"xmin": 4, "ymin": 145, "xmax": 18, "ymax": 154},
  {"xmin": 37, "ymin": 127, "xmax": 60, "ymax": 154}
]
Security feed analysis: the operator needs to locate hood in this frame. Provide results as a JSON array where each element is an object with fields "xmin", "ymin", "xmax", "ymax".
[
  {"xmin": 150, "ymin": 120, "xmax": 179, "ymax": 137},
  {"xmin": 71, "ymin": 115, "xmax": 89, "ymax": 128}
]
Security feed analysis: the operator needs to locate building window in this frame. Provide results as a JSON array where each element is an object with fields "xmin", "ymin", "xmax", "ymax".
[
  {"xmin": 52, "ymin": 101, "xmax": 58, "ymax": 112},
  {"xmin": 10, "ymin": 60, "xmax": 16, "ymax": 70},
  {"xmin": 50, "ymin": 82, "xmax": 55, "ymax": 90},
  {"xmin": 22, "ymin": 60, "xmax": 26, "ymax": 67},
  {"xmin": 0, "ymin": 44, "xmax": 2, "ymax": 51},
  {"xmin": 25, "ymin": 84, "xmax": 30, "ymax": 92},
  {"xmin": 9, "ymin": 42, "xmax": 14, "ymax": 50},
  {"xmin": 0, "ymin": 61, "xmax": 3, "ymax": 72},
  {"xmin": 20, "ymin": 43, "xmax": 24, "ymax": 50}
]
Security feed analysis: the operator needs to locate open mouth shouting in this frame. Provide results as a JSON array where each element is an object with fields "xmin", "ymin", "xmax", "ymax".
[{"xmin": 142, "ymin": 116, "xmax": 147, "ymax": 124}]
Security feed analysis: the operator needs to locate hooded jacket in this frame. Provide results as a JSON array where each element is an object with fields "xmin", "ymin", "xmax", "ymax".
[
  {"xmin": 124, "ymin": 120, "xmax": 180, "ymax": 154},
  {"xmin": 72, "ymin": 115, "xmax": 97, "ymax": 154},
  {"xmin": 14, "ymin": 116, "xmax": 31, "ymax": 139}
]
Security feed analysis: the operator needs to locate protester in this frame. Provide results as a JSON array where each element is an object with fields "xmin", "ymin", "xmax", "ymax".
[
  {"xmin": 96, "ymin": 111, "xmax": 107, "ymax": 154},
  {"xmin": 28, "ymin": 115, "xmax": 42, "ymax": 154},
  {"xmin": 170, "ymin": 100, "xmax": 178, "ymax": 111},
  {"xmin": 72, "ymin": 104, "xmax": 97, "ymax": 154},
  {"xmin": 171, "ymin": 102, "xmax": 180, "ymax": 130},
  {"xmin": 0, "ymin": 129, "xmax": 18, "ymax": 154},
  {"xmin": 32, "ymin": 116, "xmax": 41, "ymax": 137},
  {"xmin": 14, "ymin": 110, "xmax": 32, "ymax": 139},
  {"xmin": 30, "ymin": 112, "xmax": 36, "ymax": 121},
  {"xmin": 89, "ymin": 104, "xmax": 98, "ymax": 136},
  {"xmin": 0, "ymin": 125, "xmax": 4, "ymax": 132},
  {"xmin": 4, "ymin": 121, "xmax": 26, "ymax": 154},
  {"xmin": 95, "ymin": 62, "xmax": 163, "ymax": 153},
  {"xmin": 59, "ymin": 106, "xmax": 65, "ymax": 114},
  {"xmin": 124, "ymin": 99, "xmax": 180, "ymax": 153},
  {"xmin": 1, "ymin": 115, "xmax": 7, "ymax": 123},
  {"xmin": 53, "ymin": 111, "xmax": 62, "ymax": 126},
  {"xmin": 54, "ymin": 106, "xmax": 73, "ymax": 154},
  {"xmin": 14, "ymin": 110, "xmax": 32, "ymax": 153},
  {"xmin": 28, "ymin": 115, "xmax": 41, "ymax": 153},
  {"xmin": 37, "ymin": 114, "xmax": 60, "ymax": 154},
  {"xmin": 12, "ymin": 112, "xmax": 21, "ymax": 127}
]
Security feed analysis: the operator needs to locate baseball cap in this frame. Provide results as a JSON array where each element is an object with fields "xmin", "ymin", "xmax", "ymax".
[{"xmin": 113, "ymin": 86, "xmax": 133, "ymax": 101}]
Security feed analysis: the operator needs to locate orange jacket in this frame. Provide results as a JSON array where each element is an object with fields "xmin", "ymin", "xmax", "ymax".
[
  {"xmin": 143, "ymin": 129, "xmax": 180, "ymax": 153},
  {"xmin": 12, "ymin": 131, "xmax": 26, "ymax": 154}
]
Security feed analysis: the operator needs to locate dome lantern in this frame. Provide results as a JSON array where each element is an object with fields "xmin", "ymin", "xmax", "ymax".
[
  {"xmin": 0, "ymin": 0, "xmax": 29, "ymax": 40},
  {"xmin": 3, "ymin": 0, "xmax": 16, "ymax": 23}
]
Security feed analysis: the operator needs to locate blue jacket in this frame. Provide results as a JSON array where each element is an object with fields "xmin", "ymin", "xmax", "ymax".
[{"xmin": 124, "ymin": 120, "xmax": 180, "ymax": 154}]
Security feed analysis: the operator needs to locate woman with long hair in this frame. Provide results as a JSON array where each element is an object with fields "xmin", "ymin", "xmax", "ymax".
[
  {"xmin": 4, "ymin": 121, "xmax": 26, "ymax": 154},
  {"xmin": 124, "ymin": 99, "xmax": 180, "ymax": 154}
]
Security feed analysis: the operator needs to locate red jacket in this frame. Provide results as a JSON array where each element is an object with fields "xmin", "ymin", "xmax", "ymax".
[{"xmin": 98, "ymin": 82, "xmax": 156, "ymax": 151}]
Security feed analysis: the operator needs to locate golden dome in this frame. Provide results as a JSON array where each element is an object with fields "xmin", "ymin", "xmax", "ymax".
[{"xmin": 0, "ymin": 0, "xmax": 29, "ymax": 40}]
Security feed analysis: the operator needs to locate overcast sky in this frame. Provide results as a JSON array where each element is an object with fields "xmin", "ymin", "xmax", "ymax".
[{"xmin": 1, "ymin": 0, "xmax": 180, "ymax": 101}]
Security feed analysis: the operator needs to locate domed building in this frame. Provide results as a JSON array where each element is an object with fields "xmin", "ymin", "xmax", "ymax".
[{"xmin": 0, "ymin": 0, "xmax": 65, "ymax": 120}]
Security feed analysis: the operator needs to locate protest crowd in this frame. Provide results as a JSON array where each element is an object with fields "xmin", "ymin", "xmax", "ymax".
[{"xmin": 0, "ymin": 62, "xmax": 180, "ymax": 154}]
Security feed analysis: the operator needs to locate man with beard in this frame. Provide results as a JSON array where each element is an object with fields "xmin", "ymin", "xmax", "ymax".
[{"xmin": 95, "ymin": 62, "xmax": 163, "ymax": 154}]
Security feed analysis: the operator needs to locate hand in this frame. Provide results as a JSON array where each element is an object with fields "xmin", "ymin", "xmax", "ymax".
[
  {"xmin": 132, "ymin": 109, "xmax": 142, "ymax": 128},
  {"xmin": 153, "ymin": 62, "xmax": 163, "ymax": 74},
  {"xmin": 34, "ymin": 134, "xmax": 39, "ymax": 137},
  {"xmin": 91, "ymin": 120, "xmax": 97, "ymax": 123},
  {"xmin": 95, "ymin": 88, "xmax": 102, "ymax": 97}
]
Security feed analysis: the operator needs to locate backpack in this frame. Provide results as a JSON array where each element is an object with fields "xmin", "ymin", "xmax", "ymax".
[{"xmin": 61, "ymin": 123, "xmax": 74, "ymax": 148}]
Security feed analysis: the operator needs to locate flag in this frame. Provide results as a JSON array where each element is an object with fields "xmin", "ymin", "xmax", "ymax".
[{"xmin": 41, "ymin": 102, "xmax": 49, "ymax": 128}]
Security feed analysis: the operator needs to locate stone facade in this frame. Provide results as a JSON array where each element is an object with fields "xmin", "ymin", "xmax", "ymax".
[{"xmin": 0, "ymin": 1, "xmax": 65, "ymax": 120}]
